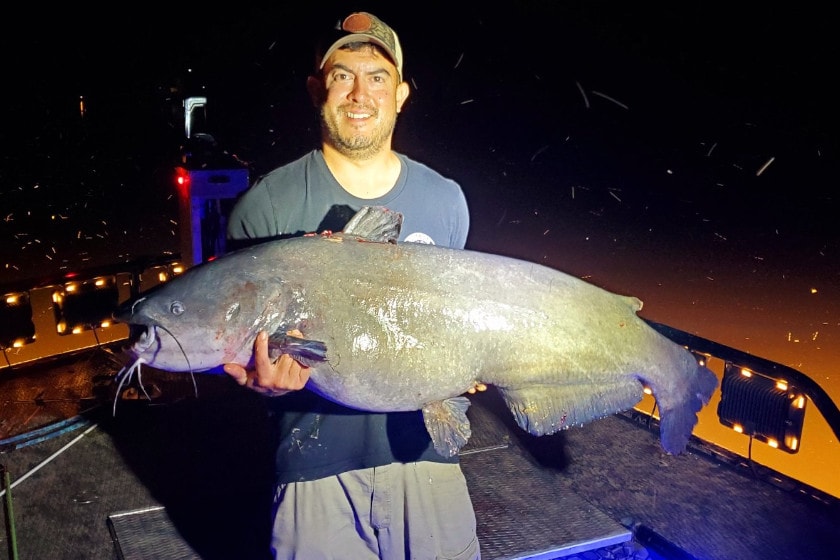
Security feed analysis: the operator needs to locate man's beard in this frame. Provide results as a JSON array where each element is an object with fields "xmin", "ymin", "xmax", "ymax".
[{"xmin": 321, "ymin": 105, "xmax": 397, "ymax": 160}]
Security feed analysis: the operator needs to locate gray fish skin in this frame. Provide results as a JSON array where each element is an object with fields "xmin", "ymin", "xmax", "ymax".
[{"xmin": 116, "ymin": 206, "xmax": 718, "ymax": 458}]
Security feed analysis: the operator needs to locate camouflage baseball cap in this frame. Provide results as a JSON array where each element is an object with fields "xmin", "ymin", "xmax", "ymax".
[{"xmin": 320, "ymin": 12, "xmax": 404, "ymax": 79}]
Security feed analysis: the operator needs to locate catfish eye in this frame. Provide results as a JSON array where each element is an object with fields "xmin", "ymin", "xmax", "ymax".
[{"xmin": 170, "ymin": 301, "xmax": 185, "ymax": 315}]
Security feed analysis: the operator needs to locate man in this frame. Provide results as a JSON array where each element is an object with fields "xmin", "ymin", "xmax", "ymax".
[{"xmin": 224, "ymin": 12, "xmax": 480, "ymax": 560}]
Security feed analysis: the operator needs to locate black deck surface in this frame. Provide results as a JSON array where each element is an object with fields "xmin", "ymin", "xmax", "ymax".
[{"xmin": 1, "ymin": 348, "xmax": 838, "ymax": 560}]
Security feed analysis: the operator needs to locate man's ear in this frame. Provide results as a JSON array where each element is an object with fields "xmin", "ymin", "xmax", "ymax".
[
  {"xmin": 396, "ymin": 81, "xmax": 410, "ymax": 113},
  {"xmin": 306, "ymin": 75, "xmax": 325, "ymax": 107}
]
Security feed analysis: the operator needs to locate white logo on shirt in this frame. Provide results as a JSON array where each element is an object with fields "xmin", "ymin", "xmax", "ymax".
[{"xmin": 404, "ymin": 232, "xmax": 435, "ymax": 245}]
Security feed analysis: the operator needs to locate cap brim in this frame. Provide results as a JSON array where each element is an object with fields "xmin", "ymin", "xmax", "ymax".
[{"xmin": 320, "ymin": 34, "xmax": 401, "ymax": 76}]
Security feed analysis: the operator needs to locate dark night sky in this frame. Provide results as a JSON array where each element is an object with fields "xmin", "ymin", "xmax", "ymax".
[
  {"xmin": 5, "ymin": 3, "xmax": 834, "ymax": 176},
  {"xmin": 2, "ymin": 2, "xmax": 837, "ymax": 274}
]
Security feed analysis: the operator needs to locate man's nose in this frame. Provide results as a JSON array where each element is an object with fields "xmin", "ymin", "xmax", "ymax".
[{"xmin": 348, "ymin": 78, "xmax": 371, "ymax": 101}]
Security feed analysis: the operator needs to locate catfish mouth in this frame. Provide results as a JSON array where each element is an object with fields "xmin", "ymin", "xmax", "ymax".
[
  {"xmin": 121, "ymin": 321, "xmax": 195, "ymax": 374},
  {"xmin": 124, "ymin": 323, "xmax": 159, "ymax": 356},
  {"xmin": 112, "ymin": 321, "xmax": 198, "ymax": 413}
]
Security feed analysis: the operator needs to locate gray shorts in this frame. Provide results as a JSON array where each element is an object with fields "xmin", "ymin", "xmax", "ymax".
[{"xmin": 271, "ymin": 461, "xmax": 481, "ymax": 559}]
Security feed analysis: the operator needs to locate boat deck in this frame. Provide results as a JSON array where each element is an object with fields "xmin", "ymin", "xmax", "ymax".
[{"xmin": 1, "ymin": 347, "xmax": 837, "ymax": 560}]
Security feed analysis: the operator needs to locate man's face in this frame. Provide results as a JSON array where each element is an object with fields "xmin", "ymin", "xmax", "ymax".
[{"xmin": 315, "ymin": 45, "xmax": 409, "ymax": 160}]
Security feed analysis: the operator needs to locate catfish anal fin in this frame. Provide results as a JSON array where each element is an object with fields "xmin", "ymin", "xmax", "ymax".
[{"xmin": 498, "ymin": 380, "xmax": 643, "ymax": 436}]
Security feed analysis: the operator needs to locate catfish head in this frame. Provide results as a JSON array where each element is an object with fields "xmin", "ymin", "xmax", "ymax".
[{"xmin": 114, "ymin": 257, "xmax": 287, "ymax": 373}]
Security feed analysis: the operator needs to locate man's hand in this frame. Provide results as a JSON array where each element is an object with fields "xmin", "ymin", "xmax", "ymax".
[
  {"xmin": 223, "ymin": 330, "xmax": 310, "ymax": 396},
  {"xmin": 467, "ymin": 381, "xmax": 487, "ymax": 394}
]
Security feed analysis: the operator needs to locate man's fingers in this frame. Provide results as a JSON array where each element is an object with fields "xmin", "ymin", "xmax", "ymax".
[
  {"xmin": 466, "ymin": 382, "xmax": 488, "ymax": 394},
  {"xmin": 223, "ymin": 363, "xmax": 248, "ymax": 385},
  {"xmin": 223, "ymin": 330, "xmax": 311, "ymax": 396},
  {"xmin": 275, "ymin": 353, "xmax": 310, "ymax": 390},
  {"xmin": 254, "ymin": 331, "xmax": 271, "ymax": 365}
]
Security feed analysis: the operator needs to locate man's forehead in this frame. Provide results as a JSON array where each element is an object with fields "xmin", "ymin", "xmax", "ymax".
[{"xmin": 324, "ymin": 46, "xmax": 398, "ymax": 75}]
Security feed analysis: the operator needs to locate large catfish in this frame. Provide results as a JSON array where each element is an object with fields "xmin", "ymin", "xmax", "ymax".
[{"xmin": 115, "ymin": 206, "xmax": 717, "ymax": 457}]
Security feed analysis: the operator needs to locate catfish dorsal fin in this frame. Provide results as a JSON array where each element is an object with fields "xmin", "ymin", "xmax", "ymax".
[{"xmin": 342, "ymin": 206, "xmax": 403, "ymax": 244}]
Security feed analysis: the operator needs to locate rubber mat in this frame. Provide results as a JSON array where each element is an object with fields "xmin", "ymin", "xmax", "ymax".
[
  {"xmin": 104, "ymin": 389, "xmax": 630, "ymax": 560},
  {"xmin": 108, "ymin": 506, "xmax": 201, "ymax": 560},
  {"xmin": 462, "ymin": 391, "xmax": 631, "ymax": 560}
]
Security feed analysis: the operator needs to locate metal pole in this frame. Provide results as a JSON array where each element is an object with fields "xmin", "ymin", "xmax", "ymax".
[{"xmin": 1, "ymin": 464, "xmax": 19, "ymax": 560}]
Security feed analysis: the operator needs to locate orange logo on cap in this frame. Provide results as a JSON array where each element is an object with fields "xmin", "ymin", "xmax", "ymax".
[{"xmin": 343, "ymin": 13, "xmax": 373, "ymax": 33}]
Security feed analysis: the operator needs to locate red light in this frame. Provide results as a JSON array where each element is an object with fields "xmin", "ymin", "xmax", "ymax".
[{"xmin": 174, "ymin": 166, "xmax": 191, "ymax": 196}]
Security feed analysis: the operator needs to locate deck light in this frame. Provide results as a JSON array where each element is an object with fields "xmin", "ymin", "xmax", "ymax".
[
  {"xmin": 52, "ymin": 276, "xmax": 119, "ymax": 335},
  {"xmin": 1, "ymin": 291, "xmax": 36, "ymax": 348},
  {"xmin": 717, "ymin": 361, "xmax": 806, "ymax": 453}
]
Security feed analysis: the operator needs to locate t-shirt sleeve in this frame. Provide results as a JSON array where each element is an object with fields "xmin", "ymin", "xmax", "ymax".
[{"xmin": 227, "ymin": 180, "xmax": 274, "ymax": 241}]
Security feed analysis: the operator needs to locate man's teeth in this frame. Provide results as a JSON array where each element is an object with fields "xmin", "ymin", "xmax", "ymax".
[{"xmin": 347, "ymin": 112, "xmax": 370, "ymax": 119}]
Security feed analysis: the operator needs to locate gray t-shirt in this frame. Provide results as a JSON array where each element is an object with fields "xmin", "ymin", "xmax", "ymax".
[
  {"xmin": 228, "ymin": 150, "xmax": 468, "ymax": 249},
  {"xmin": 226, "ymin": 149, "xmax": 470, "ymax": 482}
]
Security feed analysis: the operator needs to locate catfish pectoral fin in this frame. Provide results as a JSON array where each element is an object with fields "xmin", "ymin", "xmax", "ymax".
[
  {"xmin": 267, "ymin": 333, "xmax": 328, "ymax": 367},
  {"xmin": 422, "ymin": 396, "xmax": 472, "ymax": 458}
]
